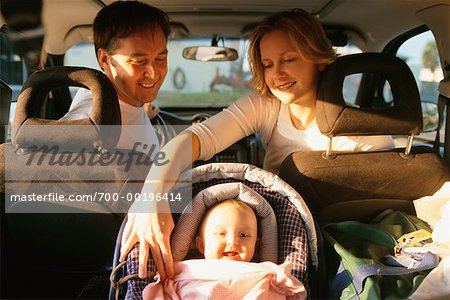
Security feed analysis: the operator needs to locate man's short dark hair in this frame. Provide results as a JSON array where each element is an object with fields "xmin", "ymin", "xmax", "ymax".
[{"xmin": 93, "ymin": 1, "xmax": 170, "ymax": 54}]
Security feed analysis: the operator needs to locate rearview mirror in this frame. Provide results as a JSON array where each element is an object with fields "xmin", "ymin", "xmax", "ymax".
[
  {"xmin": 182, "ymin": 46, "xmax": 238, "ymax": 62},
  {"xmin": 182, "ymin": 35, "xmax": 239, "ymax": 62}
]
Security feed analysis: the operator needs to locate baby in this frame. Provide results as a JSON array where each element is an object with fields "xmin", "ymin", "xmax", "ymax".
[
  {"xmin": 195, "ymin": 199, "xmax": 259, "ymax": 262},
  {"xmin": 143, "ymin": 199, "xmax": 306, "ymax": 299}
]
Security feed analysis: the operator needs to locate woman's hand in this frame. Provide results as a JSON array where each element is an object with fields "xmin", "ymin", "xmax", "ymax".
[
  {"xmin": 120, "ymin": 209, "xmax": 175, "ymax": 280},
  {"xmin": 119, "ymin": 132, "xmax": 200, "ymax": 280}
]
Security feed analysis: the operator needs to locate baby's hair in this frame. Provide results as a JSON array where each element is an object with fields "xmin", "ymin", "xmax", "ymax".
[{"xmin": 210, "ymin": 199, "xmax": 253, "ymax": 212}]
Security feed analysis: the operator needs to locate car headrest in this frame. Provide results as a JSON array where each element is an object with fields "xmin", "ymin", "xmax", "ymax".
[
  {"xmin": 12, "ymin": 66, "xmax": 121, "ymax": 151},
  {"xmin": 316, "ymin": 53, "xmax": 423, "ymax": 137},
  {"xmin": 439, "ymin": 78, "xmax": 450, "ymax": 98}
]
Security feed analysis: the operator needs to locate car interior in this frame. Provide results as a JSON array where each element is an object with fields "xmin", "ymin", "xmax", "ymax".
[
  {"xmin": 280, "ymin": 53, "xmax": 450, "ymax": 223},
  {"xmin": 1, "ymin": 0, "xmax": 450, "ymax": 299}
]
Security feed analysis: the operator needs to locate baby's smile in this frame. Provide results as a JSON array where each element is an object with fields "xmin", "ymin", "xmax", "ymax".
[{"xmin": 222, "ymin": 251, "xmax": 239, "ymax": 259}]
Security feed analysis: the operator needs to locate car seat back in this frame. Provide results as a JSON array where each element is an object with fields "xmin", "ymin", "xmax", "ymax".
[{"xmin": 0, "ymin": 67, "xmax": 152, "ymax": 299}]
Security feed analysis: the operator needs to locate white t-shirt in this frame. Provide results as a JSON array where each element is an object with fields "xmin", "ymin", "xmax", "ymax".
[
  {"xmin": 188, "ymin": 93, "xmax": 394, "ymax": 174},
  {"xmin": 61, "ymin": 88, "xmax": 159, "ymax": 158}
]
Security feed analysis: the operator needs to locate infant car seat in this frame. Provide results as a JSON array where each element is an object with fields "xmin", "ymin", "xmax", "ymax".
[{"xmin": 109, "ymin": 162, "xmax": 318, "ymax": 300}]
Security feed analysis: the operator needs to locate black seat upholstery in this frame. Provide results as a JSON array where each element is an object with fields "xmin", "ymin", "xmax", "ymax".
[
  {"xmin": 0, "ymin": 67, "xmax": 152, "ymax": 298},
  {"xmin": 279, "ymin": 53, "xmax": 450, "ymax": 223},
  {"xmin": 0, "ymin": 80, "xmax": 12, "ymax": 144}
]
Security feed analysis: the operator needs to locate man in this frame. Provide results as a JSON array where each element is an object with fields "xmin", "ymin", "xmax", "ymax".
[
  {"xmin": 62, "ymin": 1, "xmax": 175, "ymax": 280},
  {"xmin": 62, "ymin": 1, "xmax": 168, "ymax": 154}
]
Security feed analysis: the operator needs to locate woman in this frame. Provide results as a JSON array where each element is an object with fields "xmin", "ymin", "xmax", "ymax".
[{"xmin": 120, "ymin": 8, "xmax": 394, "ymax": 280}]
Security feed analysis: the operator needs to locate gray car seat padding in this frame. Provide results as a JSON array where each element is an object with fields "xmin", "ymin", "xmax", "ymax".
[
  {"xmin": 177, "ymin": 162, "xmax": 318, "ymax": 267},
  {"xmin": 123, "ymin": 163, "xmax": 317, "ymax": 300},
  {"xmin": 171, "ymin": 182, "xmax": 278, "ymax": 263}
]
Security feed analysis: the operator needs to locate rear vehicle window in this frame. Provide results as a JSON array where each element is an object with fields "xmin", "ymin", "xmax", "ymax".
[
  {"xmin": 64, "ymin": 38, "xmax": 361, "ymax": 108},
  {"xmin": 0, "ymin": 31, "xmax": 30, "ymax": 141},
  {"xmin": 397, "ymin": 31, "xmax": 443, "ymax": 103},
  {"xmin": 0, "ymin": 31, "xmax": 28, "ymax": 101},
  {"xmin": 396, "ymin": 30, "xmax": 444, "ymax": 143}
]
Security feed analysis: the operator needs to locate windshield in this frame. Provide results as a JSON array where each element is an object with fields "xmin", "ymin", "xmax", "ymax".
[
  {"xmin": 158, "ymin": 37, "xmax": 252, "ymax": 107},
  {"xmin": 65, "ymin": 37, "xmax": 252, "ymax": 108},
  {"xmin": 64, "ymin": 37, "xmax": 361, "ymax": 108}
]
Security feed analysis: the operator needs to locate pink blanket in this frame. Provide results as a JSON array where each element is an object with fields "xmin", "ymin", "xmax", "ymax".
[{"xmin": 142, "ymin": 259, "xmax": 306, "ymax": 300}]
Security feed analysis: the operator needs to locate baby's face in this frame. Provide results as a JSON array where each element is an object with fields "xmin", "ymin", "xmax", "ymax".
[{"xmin": 196, "ymin": 203, "xmax": 258, "ymax": 262}]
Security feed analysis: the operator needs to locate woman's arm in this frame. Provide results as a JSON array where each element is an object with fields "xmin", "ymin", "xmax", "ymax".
[
  {"xmin": 190, "ymin": 93, "xmax": 278, "ymax": 160},
  {"xmin": 120, "ymin": 132, "xmax": 200, "ymax": 280},
  {"xmin": 119, "ymin": 93, "xmax": 277, "ymax": 280}
]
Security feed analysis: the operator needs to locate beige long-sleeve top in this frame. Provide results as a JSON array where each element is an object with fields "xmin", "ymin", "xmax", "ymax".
[{"xmin": 188, "ymin": 93, "xmax": 394, "ymax": 174}]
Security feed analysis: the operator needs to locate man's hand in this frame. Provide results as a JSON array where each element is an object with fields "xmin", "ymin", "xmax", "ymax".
[{"xmin": 120, "ymin": 211, "xmax": 175, "ymax": 280}]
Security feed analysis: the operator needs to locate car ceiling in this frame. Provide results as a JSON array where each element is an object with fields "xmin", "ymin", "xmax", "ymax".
[{"xmin": 0, "ymin": 0, "xmax": 447, "ymax": 55}]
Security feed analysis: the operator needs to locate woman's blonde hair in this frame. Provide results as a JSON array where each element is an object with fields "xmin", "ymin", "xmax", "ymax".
[{"xmin": 248, "ymin": 8, "xmax": 337, "ymax": 96}]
